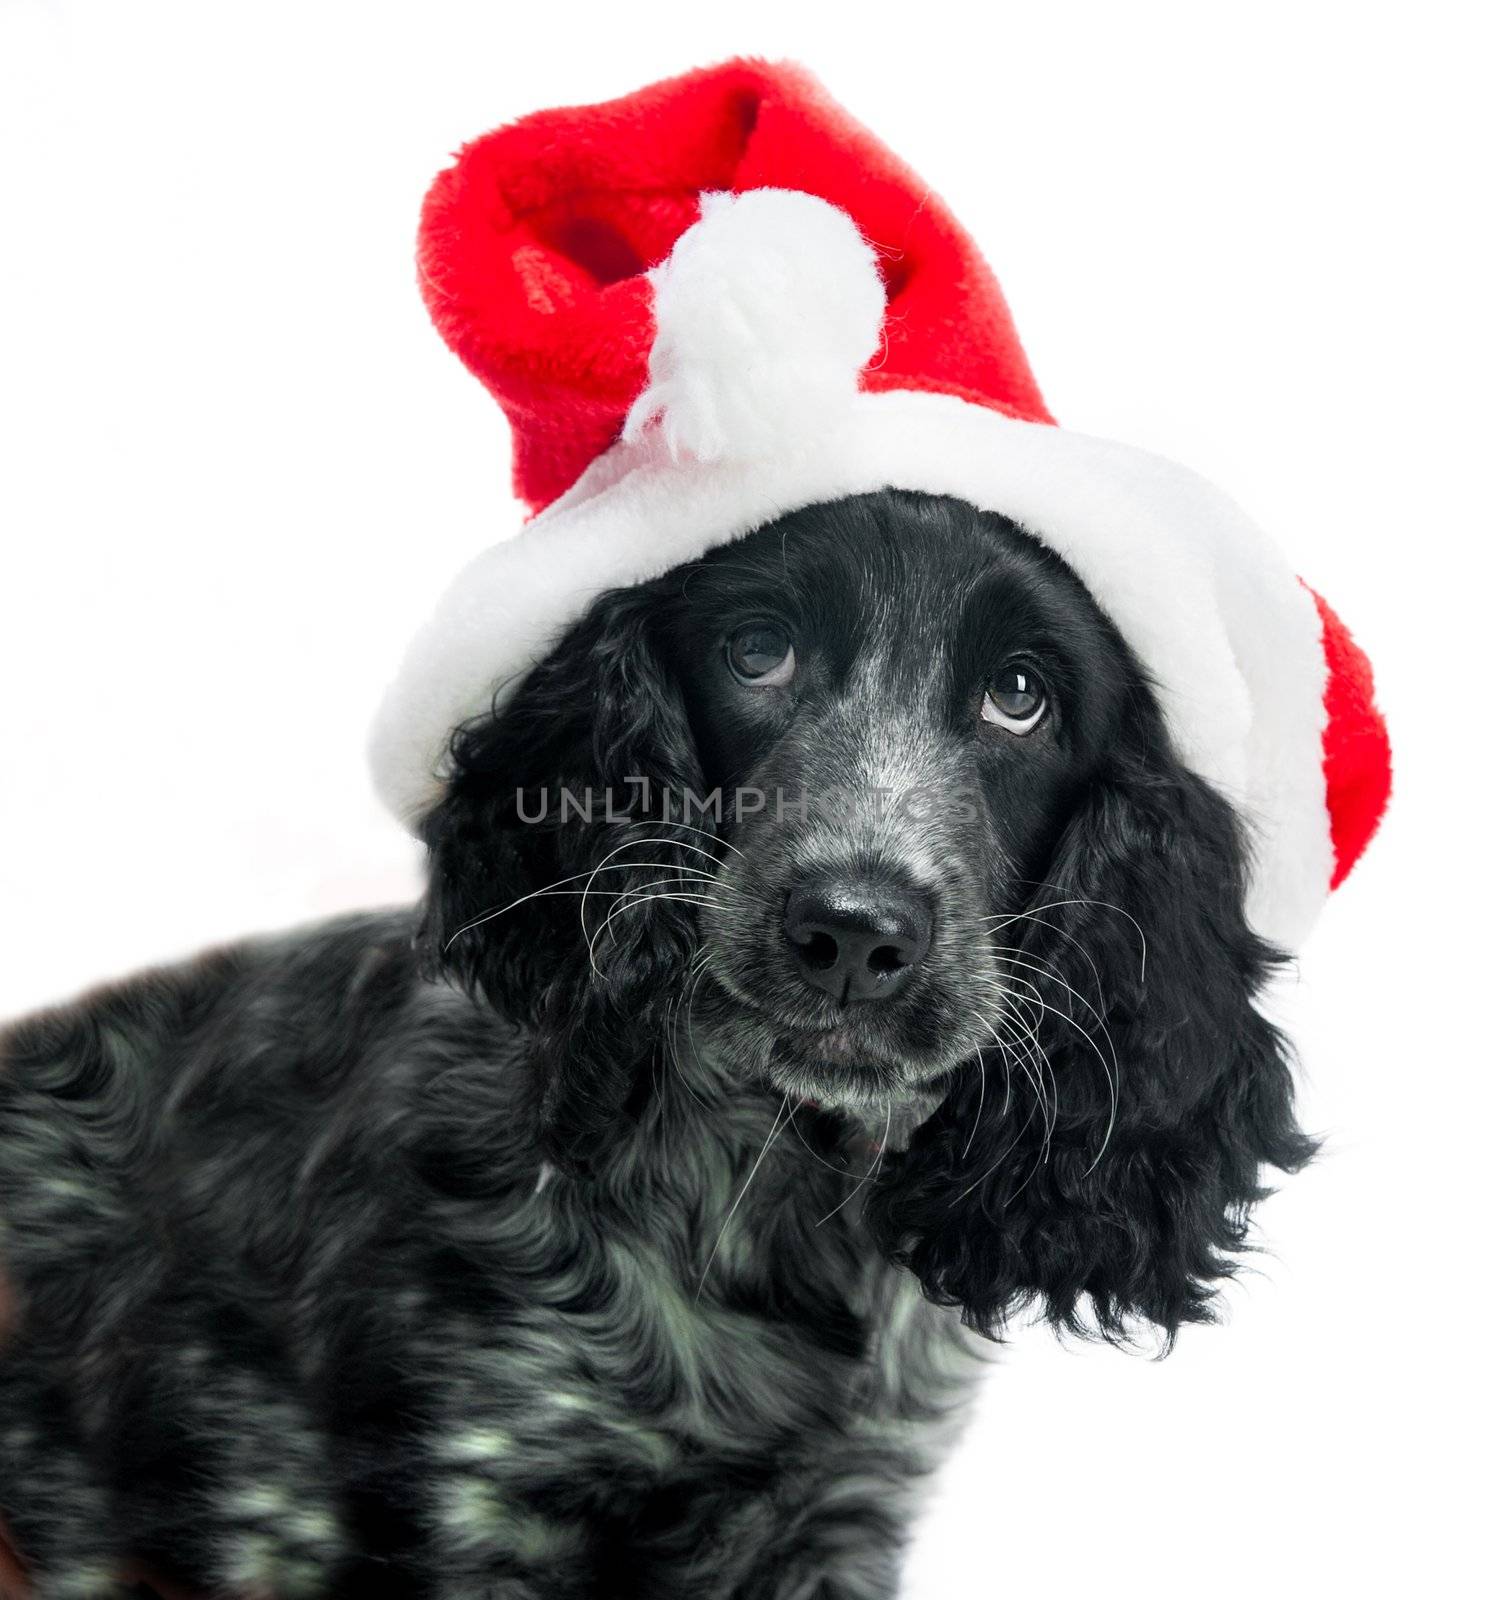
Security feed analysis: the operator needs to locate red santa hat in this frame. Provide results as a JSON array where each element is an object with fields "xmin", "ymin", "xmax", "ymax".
[{"xmin": 370, "ymin": 58, "xmax": 1390, "ymax": 951}]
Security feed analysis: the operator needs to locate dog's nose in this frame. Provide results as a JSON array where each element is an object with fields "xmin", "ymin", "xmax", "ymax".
[{"xmin": 783, "ymin": 879, "xmax": 933, "ymax": 1004}]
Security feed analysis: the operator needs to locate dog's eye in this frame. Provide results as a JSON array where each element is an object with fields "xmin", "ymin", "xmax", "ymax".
[
  {"xmin": 726, "ymin": 624, "xmax": 796, "ymax": 687},
  {"xmin": 981, "ymin": 665, "xmax": 1047, "ymax": 733}
]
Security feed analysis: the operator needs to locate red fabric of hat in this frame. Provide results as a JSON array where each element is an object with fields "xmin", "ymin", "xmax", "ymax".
[{"xmin": 418, "ymin": 58, "xmax": 1052, "ymax": 513}]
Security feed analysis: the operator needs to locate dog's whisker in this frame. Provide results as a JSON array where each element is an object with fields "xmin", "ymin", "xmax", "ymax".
[
  {"xmin": 989, "ymin": 1009, "xmax": 1016, "ymax": 1116},
  {"xmin": 949, "ymin": 1098, "xmax": 1043, "ymax": 1208},
  {"xmin": 998, "ymin": 972, "xmax": 1119, "ymax": 1177},
  {"xmin": 609, "ymin": 821, "xmax": 733, "ymax": 870},
  {"xmin": 695, "ymin": 1098, "xmax": 796, "ymax": 1301},
  {"xmin": 579, "ymin": 835, "xmax": 728, "ymax": 950},
  {"xmin": 446, "ymin": 861, "xmax": 721, "ymax": 950},
  {"xmin": 814, "ymin": 1107, "xmax": 890, "ymax": 1228},
  {"xmin": 664, "ymin": 962, "xmax": 690, "ymax": 1062},
  {"xmin": 787, "ymin": 1114, "xmax": 876, "ymax": 1181},
  {"xmin": 1000, "ymin": 1141, "xmax": 1047, "ymax": 1207},
  {"xmin": 1022, "ymin": 1012, "xmax": 1060, "ymax": 1165},
  {"xmin": 983, "ymin": 898, "xmax": 1148, "ymax": 987},
  {"xmin": 991, "ymin": 948, "xmax": 1122, "ymax": 1159},
  {"xmin": 998, "ymin": 995, "xmax": 1055, "ymax": 1157},
  {"xmin": 998, "ymin": 976, "xmax": 1077, "ymax": 1160},
  {"xmin": 963, "ymin": 1006, "xmax": 1006, "ymax": 1159},
  {"xmin": 992, "ymin": 936, "xmax": 1113, "ymax": 1026},
  {"xmin": 985, "ymin": 909, "xmax": 1116, "ymax": 1041},
  {"xmin": 984, "ymin": 989, "xmax": 1052, "ymax": 1159},
  {"xmin": 590, "ymin": 890, "xmax": 723, "ymax": 976},
  {"xmin": 995, "ymin": 997, "xmax": 1072, "ymax": 1199},
  {"xmin": 588, "ymin": 884, "xmax": 722, "ymax": 976},
  {"xmin": 964, "ymin": 1041, "xmax": 987, "ymax": 1162},
  {"xmin": 664, "ymin": 964, "xmax": 711, "ymax": 1111},
  {"xmin": 597, "ymin": 874, "xmax": 720, "ymax": 910},
  {"xmin": 657, "ymin": 978, "xmax": 683, "ymax": 1108},
  {"xmin": 675, "ymin": 955, "xmax": 718, "ymax": 1109},
  {"xmin": 991, "ymin": 988, "xmax": 1045, "ymax": 1082},
  {"xmin": 616, "ymin": 814, "xmax": 731, "ymax": 845},
  {"xmin": 989, "ymin": 947, "xmax": 1105, "ymax": 1026},
  {"xmin": 1014, "ymin": 978, "xmax": 1116, "ymax": 1168}
]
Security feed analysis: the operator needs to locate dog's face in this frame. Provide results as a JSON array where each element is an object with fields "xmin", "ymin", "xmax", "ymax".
[
  {"xmin": 423, "ymin": 491, "xmax": 1312, "ymax": 1341},
  {"xmin": 658, "ymin": 497, "xmax": 1126, "ymax": 1114}
]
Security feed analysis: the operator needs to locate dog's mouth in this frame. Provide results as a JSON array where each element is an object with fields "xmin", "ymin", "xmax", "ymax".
[
  {"xmin": 764, "ymin": 1025, "xmax": 935, "ymax": 1109},
  {"xmin": 694, "ymin": 975, "xmax": 970, "ymax": 1110}
]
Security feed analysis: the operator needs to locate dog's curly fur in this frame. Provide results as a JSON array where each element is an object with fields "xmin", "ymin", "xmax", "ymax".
[{"xmin": 0, "ymin": 492, "xmax": 1314, "ymax": 1598}]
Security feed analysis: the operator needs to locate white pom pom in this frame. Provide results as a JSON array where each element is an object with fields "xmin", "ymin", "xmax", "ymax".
[{"xmin": 622, "ymin": 189, "xmax": 887, "ymax": 463}]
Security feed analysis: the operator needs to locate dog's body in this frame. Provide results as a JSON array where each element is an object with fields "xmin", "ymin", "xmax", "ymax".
[
  {"xmin": 0, "ymin": 910, "xmax": 979, "ymax": 1599},
  {"xmin": 0, "ymin": 493, "xmax": 1312, "ymax": 1598}
]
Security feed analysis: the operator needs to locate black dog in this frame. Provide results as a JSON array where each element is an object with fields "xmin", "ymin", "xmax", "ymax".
[{"xmin": 0, "ymin": 490, "xmax": 1312, "ymax": 1599}]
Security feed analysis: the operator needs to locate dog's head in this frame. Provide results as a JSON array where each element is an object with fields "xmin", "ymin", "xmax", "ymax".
[{"xmin": 420, "ymin": 490, "xmax": 1313, "ymax": 1342}]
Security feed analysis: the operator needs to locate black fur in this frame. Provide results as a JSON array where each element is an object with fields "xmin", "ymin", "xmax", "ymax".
[{"xmin": 0, "ymin": 491, "xmax": 1313, "ymax": 1598}]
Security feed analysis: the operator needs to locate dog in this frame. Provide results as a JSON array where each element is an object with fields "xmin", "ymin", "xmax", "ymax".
[{"xmin": 0, "ymin": 489, "xmax": 1313, "ymax": 1599}]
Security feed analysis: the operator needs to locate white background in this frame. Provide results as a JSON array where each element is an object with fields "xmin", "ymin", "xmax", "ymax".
[{"xmin": 2, "ymin": 3, "xmax": 1482, "ymax": 1595}]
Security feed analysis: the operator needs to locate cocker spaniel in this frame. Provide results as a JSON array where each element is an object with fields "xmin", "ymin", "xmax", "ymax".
[{"xmin": 0, "ymin": 489, "xmax": 1312, "ymax": 1598}]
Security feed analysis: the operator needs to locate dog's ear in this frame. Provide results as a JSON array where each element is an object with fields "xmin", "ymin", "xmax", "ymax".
[
  {"xmin": 869, "ymin": 705, "xmax": 1316, "ymax": 1345},
  {"xmin": 417, "ymin": 583, "xmax": 706, "ymax": 1165}
]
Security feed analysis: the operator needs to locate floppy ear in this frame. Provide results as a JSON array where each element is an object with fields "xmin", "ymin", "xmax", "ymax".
[
  {"xmin": 417, "ymin": 583, "xmax": 707, "ymax": 1165},
  {"xmin": 869, "ymin": 705, "xmax": 1317, "ymax": 1344}
]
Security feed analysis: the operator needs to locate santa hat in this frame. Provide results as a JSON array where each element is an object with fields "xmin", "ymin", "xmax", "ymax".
[{"xmin": 370, "ymin": 58, "xmax": 1389, "ymax": 952}]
